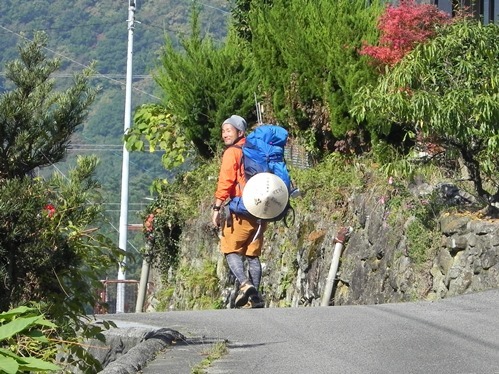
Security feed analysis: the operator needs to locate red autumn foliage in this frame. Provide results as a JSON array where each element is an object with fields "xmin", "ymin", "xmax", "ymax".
[{"xmin": 361, "ymin": 0, "xmax": 451, "ymax": 67}]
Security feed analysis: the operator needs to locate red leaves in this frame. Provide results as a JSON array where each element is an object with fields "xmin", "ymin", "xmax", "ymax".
[{"xmin": 361, "ymin": 0, "xmax": 450, "ymax": 68}]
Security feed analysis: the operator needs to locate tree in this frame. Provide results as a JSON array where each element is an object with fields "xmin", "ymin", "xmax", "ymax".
[
  {"xmin": 360, "ymin": 0, "xmax": 451, "ymax": 68},
  {"xmin": 149, "ymin": 1, "xmax": 383, "ymax": 160},
  {"xmin": 356, "ymin": 0, "xmax": 452, "ymax": 154},
  {"xmin": 125, "ymin": 103, "xmax": 188, "ymax": 171},
  {"xmin": 352, "ymin": 20, "xmax": 499, "ymax": 211},
  {"xmin": 0, "ymin": 33, "xmax": 121, "ymax": 372},
  {"xmin": 0, "ymin": 33, "xmax": 96, "ymax": 180},
  {"xmin": 153, "ymin": 8, "xmax": 255, "ymax": 159},
  {"xmin": 230, "ymin": 0, "xmax": 273, "ymax": 42},
  {"xmin": 248, "ymin": 0, "xmax": 382, "ymax": 155}
]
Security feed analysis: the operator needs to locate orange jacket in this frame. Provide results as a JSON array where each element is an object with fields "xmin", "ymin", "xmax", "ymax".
[{"xmin": 214, "ymin": 138, "xmax": 246, "ymax": 202}]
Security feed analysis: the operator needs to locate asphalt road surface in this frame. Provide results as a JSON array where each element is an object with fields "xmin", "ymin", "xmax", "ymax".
[{"xmin": 102, "ymin": 289, "xmax": 499, "ymax": 374}]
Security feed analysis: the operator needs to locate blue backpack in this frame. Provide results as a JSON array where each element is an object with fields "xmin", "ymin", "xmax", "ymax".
[{"xmin": 228, "ymin": 125, "xmax": 293, "ymax": 223}]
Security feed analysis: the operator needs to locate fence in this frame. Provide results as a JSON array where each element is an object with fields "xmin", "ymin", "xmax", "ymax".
[
  {"xmin": 94, "ymin": 279, "xmax": 141, "ymax": 314},
  {"xmin": 285, "ymin": 138, "xmax": 311, "ymax": 169}
]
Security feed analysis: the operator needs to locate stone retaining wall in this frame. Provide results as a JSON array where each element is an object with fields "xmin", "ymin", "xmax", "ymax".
[{"xmin": 162, "ymin": 190, "xmax": 499, "ymax": 309}]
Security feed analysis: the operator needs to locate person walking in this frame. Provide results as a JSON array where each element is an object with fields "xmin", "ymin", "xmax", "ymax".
[{"xmin": 212, "ymin": 115, "xmax": 265, "ymax": 308}]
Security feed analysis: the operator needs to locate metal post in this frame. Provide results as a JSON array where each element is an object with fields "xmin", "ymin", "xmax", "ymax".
[
  {"xmin": 321, "ymin": 227, "xmax": 352, "ymax": 307},
  {"xmin": 116, "ymin": 0, "xmax": 136, "ymax": 314},
  {"xmin": 135, "ymin": 253, "xmax": 150, "ymax": 312}
]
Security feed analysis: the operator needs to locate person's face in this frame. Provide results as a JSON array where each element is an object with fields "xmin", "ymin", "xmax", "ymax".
[{"xmin": 221, "ymin": 123, "xmax": 243, "ymax": 146}]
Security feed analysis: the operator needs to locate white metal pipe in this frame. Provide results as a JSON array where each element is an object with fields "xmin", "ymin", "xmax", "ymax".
[
  {"xmin": 321, "ymin": 241, "xmax": 344, "ymax": 306},
  {"xmin": 116, "ymin": 0, "xmax": 136, "ymax": 314},
  {"xmin": 321, "ymin": 227, "xmax": 351, "ymax": 306}
]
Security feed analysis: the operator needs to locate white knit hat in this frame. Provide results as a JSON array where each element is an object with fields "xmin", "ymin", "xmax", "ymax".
[{"xmin": 242, "ymin": 173, "xmax": 289, "ymax": 219}]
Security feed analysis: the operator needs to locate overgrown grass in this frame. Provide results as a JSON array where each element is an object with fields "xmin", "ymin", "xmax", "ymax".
[
  {"xmin": 405, "ymin": 218, "xmax": 439, "ymax": 266},
  {"xmin": 155, "ymin": 286, "xmax": 175, "ymax": 312},
  {"xmin": 291, "ymin": 152, "xmax": 364, "ymax": 214},
  {"xmin": 191, "ymin": 340, "xmax": 228, "ymax": 374},
  {"xmin": 167, "ymin": 260, "xmax": 222, "ymax": 310},
  {"xmin": 143, "ymin": 160, "xmax": 219, "ymax": 276},
  {"xmin": 383, "ymin": 177, "xmax": 445, "ymax": 266}
]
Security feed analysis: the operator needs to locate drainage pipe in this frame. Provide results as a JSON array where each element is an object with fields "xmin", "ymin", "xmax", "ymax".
[{"xmin": 321, "ymin": 227, "xmax": 352, "ymax": 306}]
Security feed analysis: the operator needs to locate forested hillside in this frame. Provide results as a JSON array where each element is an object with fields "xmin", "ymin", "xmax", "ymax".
[{"xmin": 0, "ymin": 0, "xmax": 229, "ymax": 255}]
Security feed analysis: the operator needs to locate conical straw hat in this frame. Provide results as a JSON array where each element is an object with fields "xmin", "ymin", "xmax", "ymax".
[{"xmin": 242, "ymin": 172, "xmax": 289, "ymax": 219}]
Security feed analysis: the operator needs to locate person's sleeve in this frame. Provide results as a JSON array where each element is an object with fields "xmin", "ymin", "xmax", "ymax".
[{"xmin": 214, "ymin": 148, "xmax": 239, "ymax": 201}]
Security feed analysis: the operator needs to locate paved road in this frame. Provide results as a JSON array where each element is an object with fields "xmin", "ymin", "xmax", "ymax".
[{"xmin": 103, "ymin": 289, "xmax": 499, "ymax": 374}]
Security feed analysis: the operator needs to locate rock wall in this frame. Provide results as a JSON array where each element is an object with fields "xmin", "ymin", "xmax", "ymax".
[
  {"xmin": 432, "ymin": 215, "xmax": 499, "ymax": 298},
  {"xmin": 162, "ymin": 191, "xmax": 499, "ymax": 310}
]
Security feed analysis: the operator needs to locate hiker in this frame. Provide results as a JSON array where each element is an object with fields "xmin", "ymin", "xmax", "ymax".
[{"xmin": 212, "ymin": 115, "xmax": 265, "ymax": 309}]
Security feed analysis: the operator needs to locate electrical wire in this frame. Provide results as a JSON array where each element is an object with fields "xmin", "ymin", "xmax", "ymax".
[
  {"xmin": 0, "ymin": 24, "xmax": 162, "ymax": 101},
  {"xmin": 0, "ymin": 0, "xmax": 230, "ymax": 250}
]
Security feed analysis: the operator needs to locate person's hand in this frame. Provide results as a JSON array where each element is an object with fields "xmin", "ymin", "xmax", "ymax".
[{"xmin": 212, "ymin": 210, "xmax": 221, "ymax": 228}]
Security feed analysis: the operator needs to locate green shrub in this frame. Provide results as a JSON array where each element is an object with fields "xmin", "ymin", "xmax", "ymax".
[{"xmin": 0, "ymin": 306, "xmax": 60, "ymax": 373}]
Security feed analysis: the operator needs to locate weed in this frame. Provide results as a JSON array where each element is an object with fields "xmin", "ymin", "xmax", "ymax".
[
  {"xmin": 191, "ymin": 340, "xmax": 228, "ymax": 374},
  {"xmin": 175, "ymin": 261, "xmax": 221, "ymax": 310},
  {"xmin": 405, "ymin": 218, "xmax": 439, "ymax": 266}
]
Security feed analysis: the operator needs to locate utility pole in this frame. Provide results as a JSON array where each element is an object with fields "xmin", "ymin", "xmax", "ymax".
[{"xmin": 116, "ymin": 0, "xmax": 136, "ymax": 314}]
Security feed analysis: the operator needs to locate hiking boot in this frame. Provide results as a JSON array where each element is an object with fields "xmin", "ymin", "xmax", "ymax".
[
  {"xmin": 241, "ymin": 294, "xmax": 265, "ymax": 309},
  {"xmin": 235, "ymin": 282, "xmax": 258, "ymax": 308},
  {"xmin": 251, "ymin": 294, "xmax": 265, "ymax": 308}
]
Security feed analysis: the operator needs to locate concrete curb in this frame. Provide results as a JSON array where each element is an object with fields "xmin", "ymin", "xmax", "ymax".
[{"xmin": 88, "ymin": 326, "xmax": 185, "ymax": 374}]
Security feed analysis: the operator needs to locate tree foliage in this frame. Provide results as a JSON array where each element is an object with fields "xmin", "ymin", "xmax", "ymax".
[
  {"xmin": 153, "ymin": 8, "xmax": 256, "ymax": 159},
  {"xmin": 352, "ymin": 19, "xmax": 499, "ymax": 206},
  {"xmin": 0, "ymin": 306, "xmax": 60, "ymax": 373},
  {"xmin": 0, "ymin": 1, "xmax": 231, "ymax": 239},
  {"xmin": 0, "ymin": 159, "xmax": 121, "ymax": 372},
  {"xmin": 247, "ymin": 0, "xmax": 382, "ymax": 155},
  {"xmin": 125, "ymin": 104, "xmax": 187, "ymax": 170},
  {"xmin": 0, "ymin": 33, "xmax": 122, "ymax": 372},
  {"xmin": 0, "ymin": 33, "xmax": 96, "ymax": 180},
  {"xmin": 150, "ymin": 0, "xmax": 382, "ymax": 159},
  {"xmin": 360, "ymin": 0, "xmax": 451, "ymax": 68},
  {"xmin": 231, "ymin": 0, "xmax": 272, "ymax": 42}
]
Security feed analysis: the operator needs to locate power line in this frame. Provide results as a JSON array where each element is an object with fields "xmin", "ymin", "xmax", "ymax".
[
  {"xmin": 65, "ymin": 132, "xmax": 171, "ymax": 174},
  {"xmin": 76, "ymin": 133, "xmax": 166, "ymax": 174},
  {"xmin": 67, "ymin": 149, "xmax": 165, "ymax": 153},
  {"xmin": 94, "ymin": 203, "xmax": 150, "ymax": 206},
  {"xmin": 0, "ymin": 72, "xmax": 153, "ymax": 79},
  {"xmin": 197, "ymin": 1, "xmax": 231, "ymax": 14},
  {"xmin": 0, "ymin": 24, "xmax": 162, "ymax": 101},
  {"xmin": 0, "ymin": 0, "xmax": 232, "ymax": 99},
  {"xmin": 69, "ymin": 144, "xmax": 122, "ymax": 147}
]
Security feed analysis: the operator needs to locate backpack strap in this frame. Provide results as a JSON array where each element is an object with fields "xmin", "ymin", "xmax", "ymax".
[
  {"xmin": 227, "ymin": 143, "xmax": 246, "ymax": 193},
  {"xmin": 223, "ymin": 204, "xmax": 233, "ymax": 228},
  {"xmin": 251, "ymin": 219, "xmax": 263, "ymax": 243}
]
